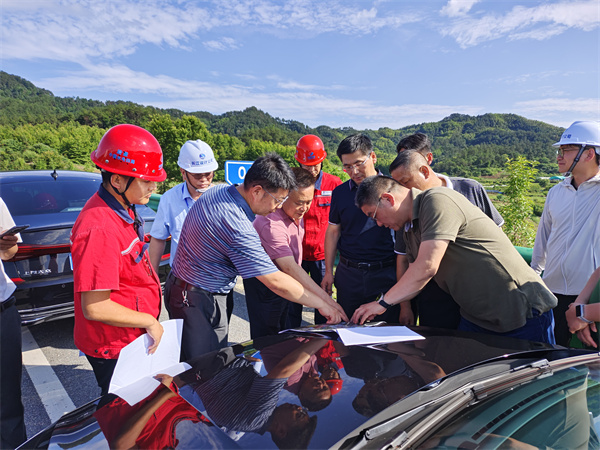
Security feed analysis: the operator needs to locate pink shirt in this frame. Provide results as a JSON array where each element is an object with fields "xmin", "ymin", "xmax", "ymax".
[{"xmin": 253, "ymin": 208, "xmax": 304, "ymax": 265}]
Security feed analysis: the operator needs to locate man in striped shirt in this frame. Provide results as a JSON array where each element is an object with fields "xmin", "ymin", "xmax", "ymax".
[{"xmin": 165, "ymin": 153, "xmax": 347, "ymax": 360}]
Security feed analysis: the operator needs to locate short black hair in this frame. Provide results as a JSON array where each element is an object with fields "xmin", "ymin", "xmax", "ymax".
[
  {"xmin": 389, "ymin": 149, "xmax": 426, "ymax": 174},
  {"xmin": 244, "ymin": 153, "xmax": 297, "ymax": 191},
  {"xmin": 355, "ymin": 175, "xmax": 401, "ymax": 209},
  {"xmin": 396, "ymin": 132, "xmax": 431, "ymax": 155},
  {"xmin": 271, "ymin": 408, "xmax": 318, "ymax": 450},
  {"xmin": 291, "ymin": 167, "xmax": 316, "ymax": 189},
  {"xmin": 337, "ymin": 134, "xmax": 373, "ymax": 159}
]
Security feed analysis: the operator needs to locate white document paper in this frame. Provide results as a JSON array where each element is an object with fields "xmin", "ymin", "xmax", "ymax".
[
  {"xmin": 336, "ymin": 326, "xmax": 424, "ymax": 346},
  {"xmin": 109, "ymin": 319, "xmax": 191, "ymax": 406}
]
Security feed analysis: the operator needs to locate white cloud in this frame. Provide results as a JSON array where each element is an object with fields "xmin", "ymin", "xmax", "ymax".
[
  {"xmin": 2, "ymin": 0, "xmax": 418, "ymax": 63},
  {"xmin": 35, "ymin": 64, "xmax": 482, "ymax": 129},
  {"xmin": 440, "ymin": 0, "xmax": 480, "ymax": 17},
  {"xmin": 442, "ymin": 0, "xmax": 600, "ymax": 48},
  {"xmin": 203, "ymin": 37, "xmax": 239, "ymax": 52},
  {"xmin": 515, "ymin": 98, "xmax": 600, "ymax": 116}
]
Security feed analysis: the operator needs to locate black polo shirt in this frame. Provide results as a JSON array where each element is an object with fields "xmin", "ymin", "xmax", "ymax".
[{"xmin": 329, "ymin": 179, "xmax": 395, "ymax": 263}]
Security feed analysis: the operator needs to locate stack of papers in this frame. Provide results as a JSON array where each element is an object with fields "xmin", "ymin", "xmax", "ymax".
[{"xmin": 109, "ymin": 319, "xmax": 191, "ymax": 405}]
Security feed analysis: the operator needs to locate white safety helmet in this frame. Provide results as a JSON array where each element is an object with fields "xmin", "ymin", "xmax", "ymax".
[
  {"xmin": 177, "ymin": 140, "xmax": 218, "ymax": 173},
  {"xmin": 553, "ymin": 121, "xmax": 600, "ymax": 155}
]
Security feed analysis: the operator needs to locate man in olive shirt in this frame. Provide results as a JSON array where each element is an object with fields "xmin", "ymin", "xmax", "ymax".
[{"xmin": 351, "ymin": 176, "xmax": 556, "ymax": 343}]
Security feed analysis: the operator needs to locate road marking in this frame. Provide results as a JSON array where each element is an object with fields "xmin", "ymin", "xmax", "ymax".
[{"xmin": 22, "ymin": 328, "xmax": 76, "ymax": 422}]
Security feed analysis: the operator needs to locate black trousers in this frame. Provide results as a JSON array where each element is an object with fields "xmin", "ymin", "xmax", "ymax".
[
  {"xmin": 85, "ymin": 354, "xmax": 118, "ymax": 397},
  {"xmin": 413, "ymin": 279, "xmax": 461, "ymax": 329},
  {"xmin": 0, "ymin": 299, "xmax": 27, "ymax": 449},
  {"xmin": 243, "ymin": 277, "xmax": 290, "ymax": 339},
  {"xmin": 165, "ymin": 273, "xmax": 229, "ymax": 360},
  {"xmin": 287, "ymin": 260, "xmax": 327, "ymax": 327},
  {"xmin": 553, "ymin": 293, "xmax": 577, "ymax": 347},
  {"xmin": 334, "ymin": 261, "xmax": 400, "ymax": 324}
]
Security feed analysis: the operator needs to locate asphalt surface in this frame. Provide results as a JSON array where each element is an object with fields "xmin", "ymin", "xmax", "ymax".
[{"xmin": 20, "ymin": 279, "xmax": 315, "ymax": 440}]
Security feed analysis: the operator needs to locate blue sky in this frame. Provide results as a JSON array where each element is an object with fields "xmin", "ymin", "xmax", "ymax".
[{"xmin": 2, "ymin": 0, "xmax": 599, "ymax": 130}]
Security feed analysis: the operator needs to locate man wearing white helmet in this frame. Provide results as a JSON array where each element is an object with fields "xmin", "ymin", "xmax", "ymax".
[
  {"xmin": 531, "ymin": 120, "xmax": 600, "ymax": 347},
  {"xmin": 149, "ymin": 140, "xmax": 217, "ymax": 273}
]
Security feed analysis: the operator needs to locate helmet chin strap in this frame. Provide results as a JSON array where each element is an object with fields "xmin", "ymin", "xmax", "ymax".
[
  {"xmin": 111, "ymin": 176, "xmax": 143, "ymax": 232},
  {"xmin": 185, "ymin": 172, "xmax": 210, "ymax": 194},
  {"xmin": 563, "ymin": 145, "xmax": 588, "ymax": 178}
]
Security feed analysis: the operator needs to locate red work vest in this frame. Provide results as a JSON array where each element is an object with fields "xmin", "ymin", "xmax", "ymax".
[{"xmin": 302, "ymin": 171, "xmax": 342, "ymax": 261}]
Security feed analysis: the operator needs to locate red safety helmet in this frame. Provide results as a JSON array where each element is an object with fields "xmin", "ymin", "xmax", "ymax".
[
  {"xmin": 326, "ymin": 378, "xmax": 343, "ymax": 395},
  {"xmin": 295, "ymin": 134, "xmax": 326, "ymax": 166},
  {"xmin": 91, "ymin": 124, "xmax": 167, "ymax": 182}
]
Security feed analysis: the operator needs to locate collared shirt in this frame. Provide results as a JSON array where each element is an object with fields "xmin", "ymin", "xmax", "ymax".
[
  {"xmin": 437, "ymin": 173, "xmax": 504, "ymax": 227},
  {"xmin": 395, "ymin": 173, "xmax": 504, "ymax": 255},
  {"xmin": 172, "ymin": 184, "xmax": 278, "ymax": 293},
  {"xmin": 531, "ymin": 173, "xmax": 600, "ymax": 295},
  {"xmin": 195, "ymin": 358, "xmax": 287, "ymax": 434},
  {"xmin": 254, "ymin": 207, "xmax": 304, "ymax": 265},
  {"xmin": 404, "ymin": 187, "xmax": 556, "ymax": 333},
  {"xmin": 329, "ymin": 178, "xmax": 395, "ymax": 263},
  {"xmin": 0, "ymin": 197, "xmax": 20, "ymax": 302},
  {"xmin": 150, "ymin": 182, "xmax": 196, "ymax": 266},
  {"xmin": 71, "ymin": 186, "xmax": 161, "ymax": 358}
]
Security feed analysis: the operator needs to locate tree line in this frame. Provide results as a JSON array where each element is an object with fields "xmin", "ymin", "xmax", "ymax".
[{"xmin": 1, "ymin": 71, "xmax": 565, "ymax": 185}]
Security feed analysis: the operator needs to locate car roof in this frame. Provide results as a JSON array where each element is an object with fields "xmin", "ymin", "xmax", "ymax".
[{"xmin": 0, "ymin": 170, "xmax": 101, "ymax": 183}]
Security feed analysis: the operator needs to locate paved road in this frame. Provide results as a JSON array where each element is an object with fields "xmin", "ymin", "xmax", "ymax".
[{"xmin": 20, "ymin": 280, "xmax": 315, "ymax": 440}]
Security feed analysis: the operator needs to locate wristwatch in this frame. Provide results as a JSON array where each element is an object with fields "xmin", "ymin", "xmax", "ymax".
[
  {"xmin": 377, "ymin": 293, "xmax": 393, "ymax": 310},
  {"xmin": 576, "ymin": 304, "xmax": 593, "ymax": 324}
]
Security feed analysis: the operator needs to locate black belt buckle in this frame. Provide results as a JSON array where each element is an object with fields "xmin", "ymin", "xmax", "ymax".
[{"xmin": 358, "ymin": 261, "xmax": 375, "ymax": 270}]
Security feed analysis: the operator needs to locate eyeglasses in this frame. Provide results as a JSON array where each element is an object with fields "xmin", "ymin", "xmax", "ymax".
[
  {"xmin": 556, "ymin": 145, "xmax": 582, "ymax": 157},
  {"xmin": 370, "ymin": 198, "xmax": 382, "ymax": 222},
  {"xmin": 343, "ymin": 154, "xmax": 372, "ymax": 172},
  {"xmin": 263, "ymin": 188, "xmax": 288, "ymax": 207}
]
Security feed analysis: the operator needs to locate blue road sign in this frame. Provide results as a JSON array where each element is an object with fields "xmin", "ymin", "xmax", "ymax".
[{"xmin": 225, "ymin": 160, "xmax": 253, "ymax": 185}]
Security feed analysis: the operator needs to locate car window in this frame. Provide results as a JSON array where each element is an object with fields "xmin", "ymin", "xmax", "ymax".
[
  {"xmin": 421, "ymin": 363, "xmax": 600, "ymax": 449},
  {"xmin": 2, "ymin": 178, "xmax": 100, "ymax": 216}
]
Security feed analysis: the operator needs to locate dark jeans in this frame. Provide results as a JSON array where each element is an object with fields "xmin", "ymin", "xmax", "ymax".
[
  {"xmin": 1, "ymin": 298, "xmax": 27, "ymax": 449},
  {"xmin": 459, "ymin": 309, "xmax": 556, "ymax": 344},
  {"xmin": 165, "ymin": 273, "xmax": 229, "ymax": 360},
  {"xmin": 85, "ymin": 354, "xmax": 118, "ymax": 397},
  {"xmin": 413, "ymin": 279, "xmax": 461, "ymax": 329},
  {"xmin": 287, "ymin": 260, "xmax": 327, "ymax": 327},
  {"xmin": 334, "ymin": 260, "xmax": 399, "ymax": 324},
  {"xmin": 553, "ymin": 293, "xmax": 578, "ymax": 347},
  {"xmin": 243, "ymin": 277, "xmax": 290, "ymax": 339}
]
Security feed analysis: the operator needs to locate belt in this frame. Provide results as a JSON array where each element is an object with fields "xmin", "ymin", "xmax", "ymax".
[
  {"xmin": 170, "ymin": 275, "xmax": 222, "ymax": 295},
  {"xmin": 339, "ymin": 256, "xmax": 395, "ymax": 271},
  {"xmin": 1, "ymin": 296, "xmax": 16, "ymax": 312}
]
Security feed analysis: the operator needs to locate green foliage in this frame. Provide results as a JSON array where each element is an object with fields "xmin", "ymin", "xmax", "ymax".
[
  {"xmin": 497, "ymin": 156, "xmax": 539, "ymax": 246},
  {"xmin": 0, "ymin": 71, "xmax": 565, "ymax": 194}
]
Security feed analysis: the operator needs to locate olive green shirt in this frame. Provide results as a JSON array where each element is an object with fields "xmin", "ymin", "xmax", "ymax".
[{"xmin": 404, "ymin": 187, "xmax": 557, "ymax": 333}]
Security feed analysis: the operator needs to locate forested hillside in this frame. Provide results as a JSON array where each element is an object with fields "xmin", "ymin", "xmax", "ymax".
[{"xmin": 0, "ymin": 71, "xmax": 564, "ymax": 187}]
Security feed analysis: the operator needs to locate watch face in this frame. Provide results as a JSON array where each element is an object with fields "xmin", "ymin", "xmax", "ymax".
[{"xmin": 576, "ymin": 304, "xmax": 584, "ymax": 318}]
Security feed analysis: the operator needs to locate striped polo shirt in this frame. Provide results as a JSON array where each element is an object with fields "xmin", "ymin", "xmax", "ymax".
[{"xmin": 171, "ymin": 184, "xmax": 277, "ymax": 293}]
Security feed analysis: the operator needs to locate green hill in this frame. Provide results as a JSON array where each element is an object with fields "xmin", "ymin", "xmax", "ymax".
[{"xmin": 0, "ymin": 71, "xmax": 564, "ymax": 178}]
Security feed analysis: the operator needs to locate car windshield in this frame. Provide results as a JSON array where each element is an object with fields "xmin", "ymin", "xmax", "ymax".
[
  {"xmin": 416, "ymin": 358, "xmax": 600, "ymax": 449},
  {"xmin": 2, "ymin": 178, "xmax": 100, "ymax": 216}
]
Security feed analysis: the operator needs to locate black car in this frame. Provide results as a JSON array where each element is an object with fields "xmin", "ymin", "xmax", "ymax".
[
  {"xmin": 20, "ymin": 326, "xmax": 600, "ymax": 449},
  {"xmin": 0, "ymin": 170, "xmax": 168, "ymax": 325}
]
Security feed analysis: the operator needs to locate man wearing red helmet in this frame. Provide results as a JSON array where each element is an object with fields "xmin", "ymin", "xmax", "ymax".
[
  {"xmin": 71, "ymin": 124, "xmax": 166, "ymax": 396},
  {"xmin": 289, "ymin": 135, "xmax": 342, "ymax": 326}
]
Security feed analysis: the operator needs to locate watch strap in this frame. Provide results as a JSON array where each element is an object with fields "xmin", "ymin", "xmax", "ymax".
[
  {"xmin": 576, "ymin": 304, "xmax": 594, "ymax": 324},
  {"xmin": 377, "ymin": 294, "xmax": 392, "ymax": 310}
]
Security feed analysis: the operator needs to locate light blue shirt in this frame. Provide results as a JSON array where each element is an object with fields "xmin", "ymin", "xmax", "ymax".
[{"xmin": 150, "ymin": 182, "xmax": 195, "ymax": 266}]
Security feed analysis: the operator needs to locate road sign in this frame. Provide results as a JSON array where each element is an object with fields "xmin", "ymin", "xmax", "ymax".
[{"xmin": 224, "ymin": 160, "xmax": 253, "ymax": 185}]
